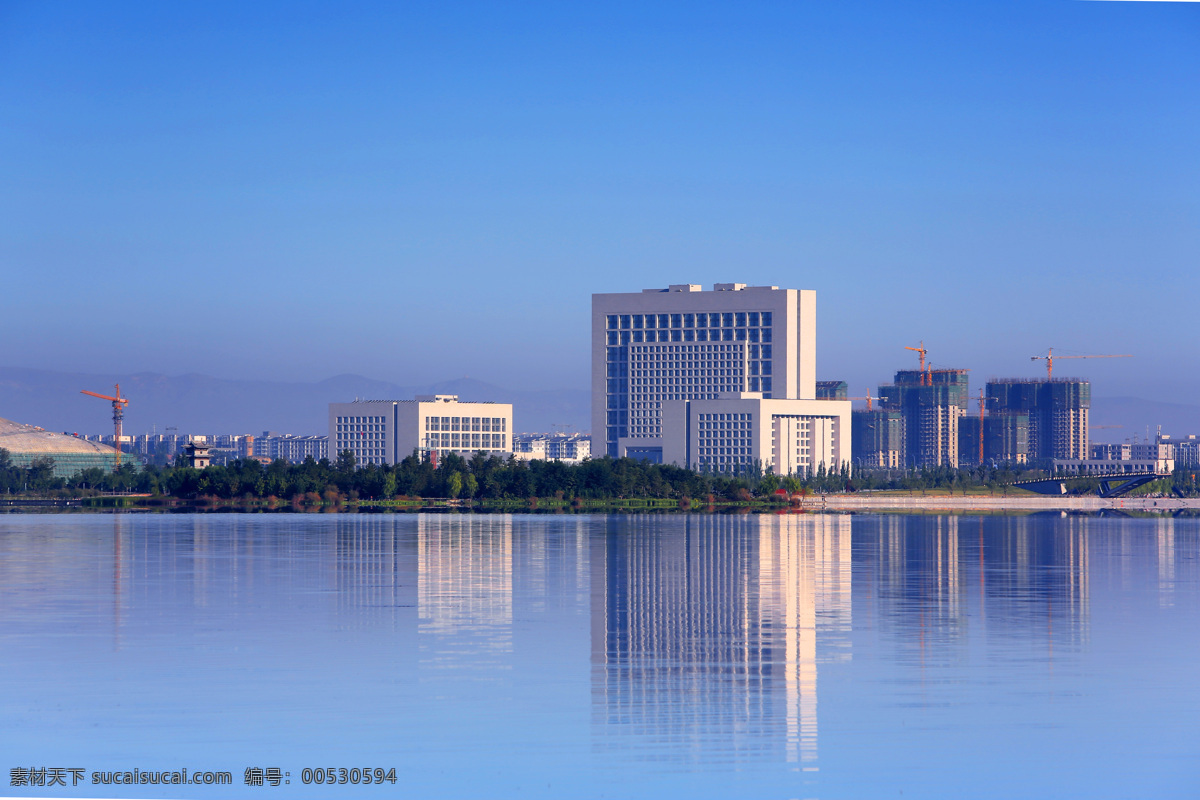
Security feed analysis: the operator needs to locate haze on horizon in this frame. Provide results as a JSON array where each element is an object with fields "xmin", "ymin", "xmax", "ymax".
[{"xmin": 2, "ymin": 1, "xmax": 1196, "ymax": 404}]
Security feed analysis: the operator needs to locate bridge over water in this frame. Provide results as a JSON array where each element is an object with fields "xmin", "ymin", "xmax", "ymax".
[{"xmin": 1012, "ymin": 471, "xmax": 1165, "ymax": 498}]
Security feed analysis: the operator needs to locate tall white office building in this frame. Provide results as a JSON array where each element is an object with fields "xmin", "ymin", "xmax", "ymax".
[{"xmin": 591, "ymin": 283, "xmax": 850, "ymax": 475}]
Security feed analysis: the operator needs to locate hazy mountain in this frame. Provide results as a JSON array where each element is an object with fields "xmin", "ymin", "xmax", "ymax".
[
  {"xmin": 0, "ymin": 367, "xmax": 589, "ymax": 436},
  {"xmin": 1088, "ymin": 396, "xmax": 1200, "ymax": 442},
  {"xmin": 5, "ymin": 364, "xmax": 1191, "ymax": 445}
]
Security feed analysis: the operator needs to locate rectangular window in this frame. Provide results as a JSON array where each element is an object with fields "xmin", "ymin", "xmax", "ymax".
[
  {"xmin": 671, "ymin": 314, "xmax": 682, "ymax": 328},
  {"xmin": 645, "ymin": 314, "xmax": 655, "ymax": 328},
  {"xmin": 762, "ymin": 327, "xmax": 772, "ymax": 343},
  {"xmin": 633, "ymin": 314, "xmax": 644, "ymax": 328},
  {"xmin": 658, "ymin": 314, "xmax": 669, "ymax": 328},
  {"xmin": 736, "ymin": 312, "xmax": 746, "ymax": 327},
  {"xmin": 684, "ymin": 313, "xmax": 695, "ymax": 327},
  {"xmin": 748, "ymin": 312, "xmax": 760, "ymax": 326},
  {"xmin": 620, "ymin": 315, "xmax": 631, "ymax": 329},
  {"xmin": 607, "ymin": 315, "xmax": 618, "ymax": 329},
  {"xmin": 761, "ymin": 312, "xmax": 772, "ymax": 327},
  {"xmin": 722, "ymin": 313, "xmax": 733, "ymax": 327}
]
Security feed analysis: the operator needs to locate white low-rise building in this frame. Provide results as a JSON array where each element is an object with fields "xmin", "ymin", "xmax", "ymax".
[
  {"xmin": 329, "ymin": 395, "xmax": 512, "ymax": 466},
  {"xmin": 661, "ymin": 393, "xmax": 851, "ymax": 477},
  {"xmin": 1054, "ymin": 442, "xmax": 1175, "ymax": 477},
  {"xmin": 512, "ymin": 434, "xmax": 591, "ymax": 464}
]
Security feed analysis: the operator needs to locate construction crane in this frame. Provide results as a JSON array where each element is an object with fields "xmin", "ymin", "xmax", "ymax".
[
  {"xmin": 844, "ymin": 389, "xmax": 874, "ymax": 411},
  {"xmin": 1031, "ymin": 348, "xmax": 1131, "ymax": 380},
  {"xmin": 904, "ymin": 341, "xmax": 930, "ymax": 386},
  {"xmin": 821, "ymin": 389, "xmax": 875, "ymax": 410},
  {"xmin": 977, "ymin": 389, "xmax": 985, "ymax": 465},
  {"xmin": 81, "ymin": 384, "xmax": 129, "ymax": 470}
]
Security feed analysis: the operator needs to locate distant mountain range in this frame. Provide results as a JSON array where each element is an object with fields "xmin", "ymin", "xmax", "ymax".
[
  {"xmin": 1088, "ymin": 396, "xmax": 1200, "ymax": 443},
  {"xmin": 1, "ymin": 365, "xmax": 1194, "ymax": 443},
  {"xmin": 0, "ymin": 367, "xmax": 590, "ymax": 436}
]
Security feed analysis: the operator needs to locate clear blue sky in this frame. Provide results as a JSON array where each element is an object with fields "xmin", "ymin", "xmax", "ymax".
[{"xmin": 2, "ymin": 1, "xmax": 1197, "ymax": 401}]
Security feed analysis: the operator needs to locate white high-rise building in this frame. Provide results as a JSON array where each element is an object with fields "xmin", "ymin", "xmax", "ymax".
[{"xmin": 591, "ymin": 283, "xmax": 850, "ymax": 475}]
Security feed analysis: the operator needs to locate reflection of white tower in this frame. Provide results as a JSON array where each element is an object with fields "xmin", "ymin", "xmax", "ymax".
[
  {"xmin": 418, "ymin": 515, "xmax": 513, "ymax": 661},
  {"xmin": 1156, "ymin": 517, "xmax": 1175, "ymax": 608},
  {"xmin": 756, "ymin": 514, "xmax": 852, "ymax": 766}
]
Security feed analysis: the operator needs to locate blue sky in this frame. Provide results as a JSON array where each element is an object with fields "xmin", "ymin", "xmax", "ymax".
[{"xmin": 2, "ymin": 1, "xmax": 1197, "ymax": 402}]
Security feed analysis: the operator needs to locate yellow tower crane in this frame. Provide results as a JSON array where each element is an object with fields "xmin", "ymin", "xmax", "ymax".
[{"xmin": 904, "ymin": 342, "xmax": 930, "ymax": 386}]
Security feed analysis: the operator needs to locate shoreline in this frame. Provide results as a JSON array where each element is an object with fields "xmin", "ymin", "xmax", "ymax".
[
  {"xmin": 806, "ymin": 493, "xmax": 1200, "ymax": 513},
  {"xmin": 3, "ymin": 493, "xmax": 1200, "ymax": 514}
]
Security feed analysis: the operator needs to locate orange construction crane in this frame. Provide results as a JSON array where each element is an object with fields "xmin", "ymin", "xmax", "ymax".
[
  {"xmin": 1031, "ymin": 348, "xmax": 1132, "ymax": 380},
  {"xmin": 904, "ymin": 341, "xmax": 930, "ymax": 386},
  {"xmin": 81, "ymin": 384, "xmax": 129, "ymax": 470},
  {"xmin": 823, "ymin": 389, "xmax": 875, "ymax": 411},
  {"xmin": 845, "ymin": 389, "xmax": 874, "ymax": 411}
]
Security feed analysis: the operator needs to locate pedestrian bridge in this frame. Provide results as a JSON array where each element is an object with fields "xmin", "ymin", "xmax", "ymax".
[{"xmin": 1012, "ymin": 472, "xmax": 1165, "ymax": 498}]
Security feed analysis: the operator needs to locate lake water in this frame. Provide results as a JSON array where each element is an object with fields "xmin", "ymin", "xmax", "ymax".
[{"xmin": 1, "ymin": 512, "xmax": 1197, "ymax": 799}]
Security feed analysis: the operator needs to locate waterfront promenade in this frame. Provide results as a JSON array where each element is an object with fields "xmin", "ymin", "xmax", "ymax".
[{"xmin": 809, "ymin": 493, "xmax": 1200, "ymax": 513}]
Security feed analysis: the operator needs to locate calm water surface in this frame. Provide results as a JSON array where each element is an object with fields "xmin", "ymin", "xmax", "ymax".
[{"xmin": 1, "ymin": 512, "xmax": 1197, "ymax": 799}]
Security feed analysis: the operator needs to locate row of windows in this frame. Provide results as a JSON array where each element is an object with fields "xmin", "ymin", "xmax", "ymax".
[
  {"xmin": 333, "ymin": 431, "xmax": 384, "ymax": 443},
  {"xmin": 698, "ymin": 447, "xmax": 752, "ymax": 456},
  {"xmin": 608, "ymin": 328, "xmax": 772, "ymax": 345},
  {"xmin": 615, "ymin": 343, "xmax": 772, "ymax": 364},
  {"xmin": 697, "ymin": 455, "xmax": 754, "ymax": 473},
  {"xmin": 629, "ymin": 426, "xmax": 661, "ymax": 437},
  {"xmin": 425, "ymin": 433, "xmax": 506, "ymax": 449},
  {"xmin": 335, "ymin": 415, "xmax": 386, "ymax": 424},
  {"xmin": 336, "ymin": 423, "xmax": 384, "ymax": 433},
  {"xmin": 425, "ymin": 416, "xmax": 507, "ymax": 432},
  {"xmin": 630, "ymin": 376, "xmax": 744, "ymax": 387},
  {"xmin": 607, "ymin": 312, "xmax": 773, "ymax": 330}
]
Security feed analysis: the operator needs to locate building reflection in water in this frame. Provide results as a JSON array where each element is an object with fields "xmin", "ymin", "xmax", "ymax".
[
  {"xmin": 859, "ymin": 514, "xmax": 1094, "ymax": 666},
  {"xmin": 1156, "ymin": 517, "xmax": 1175, "ymax": 607},
  {"xmin": 417, "ymin": 514, "xmax": 513, "ymax": 670},
  {"xmin": 591, "ymin": 514, "xmax": 851, "ymax": 766}
]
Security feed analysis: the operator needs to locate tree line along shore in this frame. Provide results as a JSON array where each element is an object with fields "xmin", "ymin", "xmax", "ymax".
[{"xmin": 2, "ymin": 447, "xmax": 1198, "ymax": 504}]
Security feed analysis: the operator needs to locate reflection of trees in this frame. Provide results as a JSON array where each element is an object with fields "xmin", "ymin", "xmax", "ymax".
[{"xmin": 591, "ymin": 514, "xmax": 852, "ymax": 765}]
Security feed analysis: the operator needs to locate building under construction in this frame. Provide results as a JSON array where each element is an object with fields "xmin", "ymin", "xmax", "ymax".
[
  {"xmin": 958, "ymin": 411, "xmax": 1029, "ymax": 467},
  {"xmin": 874, "ymin": 369, "xmax": 970, "ymax": 468},
  {"xmin": 986, "ymin": 379, "xmax": 1090, "ymax": 463},
  {"xmin": 852, "ymin": 409, "xmax": 905, "ymax": 468}
]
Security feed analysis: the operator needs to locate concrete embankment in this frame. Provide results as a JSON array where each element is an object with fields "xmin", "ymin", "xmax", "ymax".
[{"xmin": 804, "ymin": 494, "xmax": 1200, "ymax": 513}]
